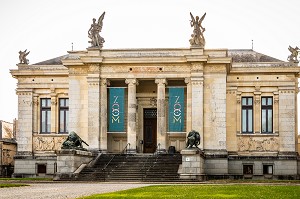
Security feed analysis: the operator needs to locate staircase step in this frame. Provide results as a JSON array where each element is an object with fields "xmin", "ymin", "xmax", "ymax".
[{"xmin": 78, "ymin": 153, "xmax": 182, "ymax": 182}]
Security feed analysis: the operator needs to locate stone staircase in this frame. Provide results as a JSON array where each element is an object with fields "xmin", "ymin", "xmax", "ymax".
[{"xmin": 78, "ymin": 153, "xmax": 182, "ymax": 182}]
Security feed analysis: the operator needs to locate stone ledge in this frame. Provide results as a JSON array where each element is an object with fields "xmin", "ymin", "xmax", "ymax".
[{"xmin": 57, "ymin": 149, "xmax": 93, "ymax": 156}]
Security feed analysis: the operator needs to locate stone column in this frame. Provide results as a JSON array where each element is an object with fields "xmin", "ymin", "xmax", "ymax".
[
  {"xmin": 236, "ymin": 92, "xmax": 242, "ymax": 134},
  {"xmin": 155, "ymin": 78, "xmax": 167, "ymax": 153},
  {"xmin": 254, "ymin": 89, "xmax": 261, "ymax": 134},
  {"xmin": 125, "ymin": 78, "xmax": 138, "ymax": 154},
  {"xmin": 87, "ymin": 75, "xmax": 100, "ymax": 151},
  {"xmin": 50, "ymin": 91, "xmax": 57, "ymax": 134},
  {"xmin": 185, "ymin": 78, "xmax": 192, "ymax": 132},
  {"xmin": 191, "ymin": 78, "xmax": 204, "ymax": 148},
  {"xmin": 100, "ymin": 79, "xmax": 110, "ymax": 153},
  {"xmin": 273, "ymin": 92, "xmax": 279, "ymax": 134},
  {"xmin": 32, "ymin": 94, "xmax": 39, "ymax": 134},
  {"xmin": 16, "ymin": 89, "xmax": 33, "ymax": 155}
]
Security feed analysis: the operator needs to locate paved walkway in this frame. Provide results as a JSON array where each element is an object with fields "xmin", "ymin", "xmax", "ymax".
[{"xmin": 0, "ymin": 182, "xmax": 152, "ymax": 199}]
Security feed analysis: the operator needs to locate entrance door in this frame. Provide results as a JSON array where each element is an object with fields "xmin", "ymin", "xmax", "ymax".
[{"xmin": 143, "ymin": 108, "xmax": 157, "ymax": 153}]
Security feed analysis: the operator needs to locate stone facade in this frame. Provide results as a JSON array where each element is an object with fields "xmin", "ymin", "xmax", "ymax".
[{"xmin": 10, "ymin": 47, "xmax": 300, "ymax": 179}]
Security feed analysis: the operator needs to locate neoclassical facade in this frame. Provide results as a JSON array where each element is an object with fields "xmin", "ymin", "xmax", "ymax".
[
  {"xmin": 10, "ymin": 47, "xmax": 300, "ymax": 179},
  {"xmin": 9, "ymin": 11, "xmax": 300, "ymax": 179}
]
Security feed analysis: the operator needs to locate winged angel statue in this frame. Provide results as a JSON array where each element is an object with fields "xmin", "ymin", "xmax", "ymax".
[
  {"xmin": 189, "ymin": 12, "xmax": 206, "ymax": 47},
  {"xmin": 287, "ymin": 45, "xmax": 299, "ymax": 62},
  {"xmin": 88, "ymin": 12, "xmax": 105, "ymax": 48}
]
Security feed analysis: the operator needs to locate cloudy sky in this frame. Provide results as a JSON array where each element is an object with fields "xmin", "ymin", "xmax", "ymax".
[{"xmin": 0, "ymin": 0, "xmax": 300, "ymax": 123}]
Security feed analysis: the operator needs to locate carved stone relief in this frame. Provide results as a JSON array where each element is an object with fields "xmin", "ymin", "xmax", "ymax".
[
  {"xmin": 33, "ymin": 136, "xmax": 66, "ymax": 151},
  {"xmin": 238, "ymin": 137, "xmax": 279, "ymax": 152}
]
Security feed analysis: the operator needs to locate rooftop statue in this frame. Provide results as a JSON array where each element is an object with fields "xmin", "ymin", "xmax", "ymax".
[
  {"xmin": 186, "ymin": 130, "xmax": 200, "ymax": 149},
  {"xmin": 61, "ymin": 131, "xmax": 89, "ymax": 151},
  {"xmin": 189, "ymin": 12, "xmax": 206, "ymax": 48},
  {"xmin": 287, "ymin": 45, "xmax": 299, "ymax": 63},
  {"xmin": 19, "ymin": 49, "xmax": 30, "ymax": 64},
  {"xmin": 88, "ymin": 11, "xmax": 105, "ymax": 48}
]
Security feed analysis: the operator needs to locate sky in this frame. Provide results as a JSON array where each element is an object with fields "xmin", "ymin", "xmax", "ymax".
[{"xmin": 0, "ymin": 0, "xmax": 300, "ymax": 123}]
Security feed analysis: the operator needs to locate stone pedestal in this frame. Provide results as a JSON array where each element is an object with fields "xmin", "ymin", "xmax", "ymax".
[
  {"xmin": 53, "ymin": 149, "xmax": 93, "ymax": 180},
  {"xmin": 179, "ymin": 148, "xmax": 205, "ymax": 181}
]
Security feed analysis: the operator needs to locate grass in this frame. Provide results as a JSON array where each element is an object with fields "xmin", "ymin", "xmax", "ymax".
[
  {"xmin": 0, "ymin": 183, "xmax": 28, "ymax": 188},
  {"xmin": 0, "ymin": 177, "xmax": 52, "ymax": 181},
  {"xmin": 79, "ymin": 184, "xmax": 300, "ymax": 199}
]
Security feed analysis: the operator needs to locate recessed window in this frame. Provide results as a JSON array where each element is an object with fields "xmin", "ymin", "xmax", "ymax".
[
  {"xmin": 37, "ymin": 164, "xmax": 46, "ymax": 174},
  {"xmin": 261, "ymin": 97, "xmax": 273, "ymax": 133},
  {"xmin": 241, "ymin": 97, "xmax": 253, "ymax": 133},
  {"xmin": 243, "ymin": 165, "xmax": 253, "ymax": 175},
  {"xmin": 40, "ymin": 98, "xmax": 51, "ymax": 134},
  {"xmin": 263, "ymin": 165, "xmax": 273, "ymax": 175},
  {"xmin": 59, "ymin": 98, "xmax": 69, "ymax": 134}
]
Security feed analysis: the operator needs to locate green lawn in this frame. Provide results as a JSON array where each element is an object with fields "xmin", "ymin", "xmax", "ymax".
[
  {"xmin": 79, "ymin": 184, "xmax": 300, "ymax": 199},
  {"xmin": 0, "ymin": 183, "xmax": 28, "ymax": 188}
]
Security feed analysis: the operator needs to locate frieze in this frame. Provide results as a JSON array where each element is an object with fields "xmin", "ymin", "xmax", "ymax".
[
  {"xmin": 191, "ymin": 63, "xmax": 203, "ymax": 72},
  {"xmin": 280, "ymin": 90, "xmax": 294, "ymax": 93},
  {"xmin": 88, "ymin": 65, "xmax": 100, "ymax": 72},
  {"xmin": 68, "ymin": 67, "xmax": 88, "ymax": 75},
  {"xmin": 204, "ymin": 65, "xmax": 226, "ymax": 73},
  {"xmin": 33, "ymin": 135, "xmax": 66, "ymax": 151},
  {"xmin": 226, "ymin": 91, "xmax": 236, "ymax": 94},
  {"xmin": 238, "ymin": 137, "xmax": 279, "ymax": 152}
]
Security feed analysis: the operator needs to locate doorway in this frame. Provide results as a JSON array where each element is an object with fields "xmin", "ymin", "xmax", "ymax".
[{"xmin": 143, "ymin": 108, "xmax": 157, "ymax": 153}]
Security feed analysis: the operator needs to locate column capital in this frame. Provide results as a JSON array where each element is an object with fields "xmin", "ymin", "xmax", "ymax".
[
  {"xmin": 100, "ymin": 78, "xmax": 110, "ymax": 86},
  {"xmin": 184, "ymin": 77, "xmax": 191, "ymax": 84},
  {"xmin": 125, "ymin": 78, "xmax": 139, "ymax": 85},
  {"xmin": 155, "ymin": 78, "xmax": 168, "ymax": 85}
]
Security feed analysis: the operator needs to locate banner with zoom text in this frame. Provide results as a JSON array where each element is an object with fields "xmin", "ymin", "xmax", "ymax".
[
  {"xmin": 108, "ymin": 88, "xmax": 125, "ymax": 132},
  {"xmin": 168, "ymin": 87, "xmax": 184, "ymax": 132}
]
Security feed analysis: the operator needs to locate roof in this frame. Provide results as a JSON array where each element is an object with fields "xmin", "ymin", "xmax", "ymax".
[
  {"xmin": 33, "ymin": 55, "xmax": 69, "ymax": 65},
  {"xmin": 32, "ymin": 49, "xmax": 284, "ymax": 65},
  {"xmin": 228, "ymin": 49, "xmax": 283, "ymax": 62}
]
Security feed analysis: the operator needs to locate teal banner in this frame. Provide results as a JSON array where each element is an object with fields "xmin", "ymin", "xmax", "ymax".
[
  {"xmin": 108, "ymin": 88, "xmax": 125, "ymax": 132},
  {"xmin": 168, "ymin": 87, "xmax": 185, "ymax": 132}
]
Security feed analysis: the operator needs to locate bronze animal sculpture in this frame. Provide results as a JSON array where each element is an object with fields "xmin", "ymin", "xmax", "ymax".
[
  {"xmin": 186, "ymin": 130, "xmax": 200, "ymax": 148},
  {"xmin": 62, "ymin": 131, "xmax": 89, "ymax": 150}
]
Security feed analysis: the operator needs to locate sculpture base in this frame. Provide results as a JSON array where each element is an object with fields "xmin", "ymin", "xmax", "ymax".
[
  {"xmin": 53, "ymin": 149, "xmax": 93, "ymax": 181},
  {"xmin": 178, "ymin": 148, "xmax": 206, "ymax": 181}
]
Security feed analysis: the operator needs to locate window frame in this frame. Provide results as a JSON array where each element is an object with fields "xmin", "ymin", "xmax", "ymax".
[
  {"xmin": 58, "ymin": 98, "xmax": 69, "ymax": 134},
  {"xmin": 241, "ymin": 97, "xmax": 253, "ymax": 134},
  {"xmin": 261, "ymin": 97, "xmax": 273, "ymax": 134},
  {"xmin": 40, "ymin": 98, "xmax": 51, "ymax": 134}
]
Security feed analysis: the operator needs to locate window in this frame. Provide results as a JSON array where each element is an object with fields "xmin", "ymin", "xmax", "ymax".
[
  {"xmin": 59, "ymin": 98, "xmax": 69, "ymax": 134},
  {"xmin": 37, "ymin": 164, "xmax": 46, "ymax": 174},
  {"xmin": 241, "ymin": 97, "xmax": 253, "ymax": 133},
  {"xmin": 263, "ymin": 165, "xmax": 273, "ymax": 175},
  {"xmin": 243, "ymin": 165, "xmax": 253, "ymax": 175},
  {"xmin": 261, "ymin": 97, "xmax": 273, "ymax": 133},
  {"xmin": 41, "ymin": 98, "xmax": 51, "ymax": 133}
]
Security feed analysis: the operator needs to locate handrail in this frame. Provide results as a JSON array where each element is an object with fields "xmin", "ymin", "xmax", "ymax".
[
  {"xmin": 154, "ymin": 143, "xmax": 161, "ymax": 155},
  {"xmin": 101, "ymin": 143, "xmax": 131, "ymax": 181},
  {"xmin": 140, "ymin": 155, "xmax": 150, "ymax": 181},
  {"xmin": 121, "ymin": 143, "xmax": 131, "ymax": 154}
]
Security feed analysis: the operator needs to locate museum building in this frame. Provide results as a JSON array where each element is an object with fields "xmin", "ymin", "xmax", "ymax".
[{"xmin": 10, "ymin": 12, "xmax": 300, "ymax": 179}]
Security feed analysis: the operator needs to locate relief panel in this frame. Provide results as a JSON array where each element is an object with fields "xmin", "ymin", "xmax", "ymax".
[{"xmin": 238, "ymin": 137, "xmax": 279, "ymax": 152}]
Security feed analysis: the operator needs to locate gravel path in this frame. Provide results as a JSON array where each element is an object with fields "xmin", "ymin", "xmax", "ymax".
[{"xmin": 0, "ymin": 182, "xmax": 152, "ymax": 199}]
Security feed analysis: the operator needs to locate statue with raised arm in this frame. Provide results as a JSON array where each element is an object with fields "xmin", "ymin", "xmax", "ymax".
[
  {"xmin": 88, "ymin": 11, "xmax": 105, "ymax": 48},
  {"xmin": 287, "ymin": 45, "xmax": 299, "ymax": 63},
  {"xmin": 189, "ymin": 12, "xmax": 206, "ymax": 48},
  {"xmin": 19, "ymin": 49, "xmax": 30, "ymax": 64}
]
